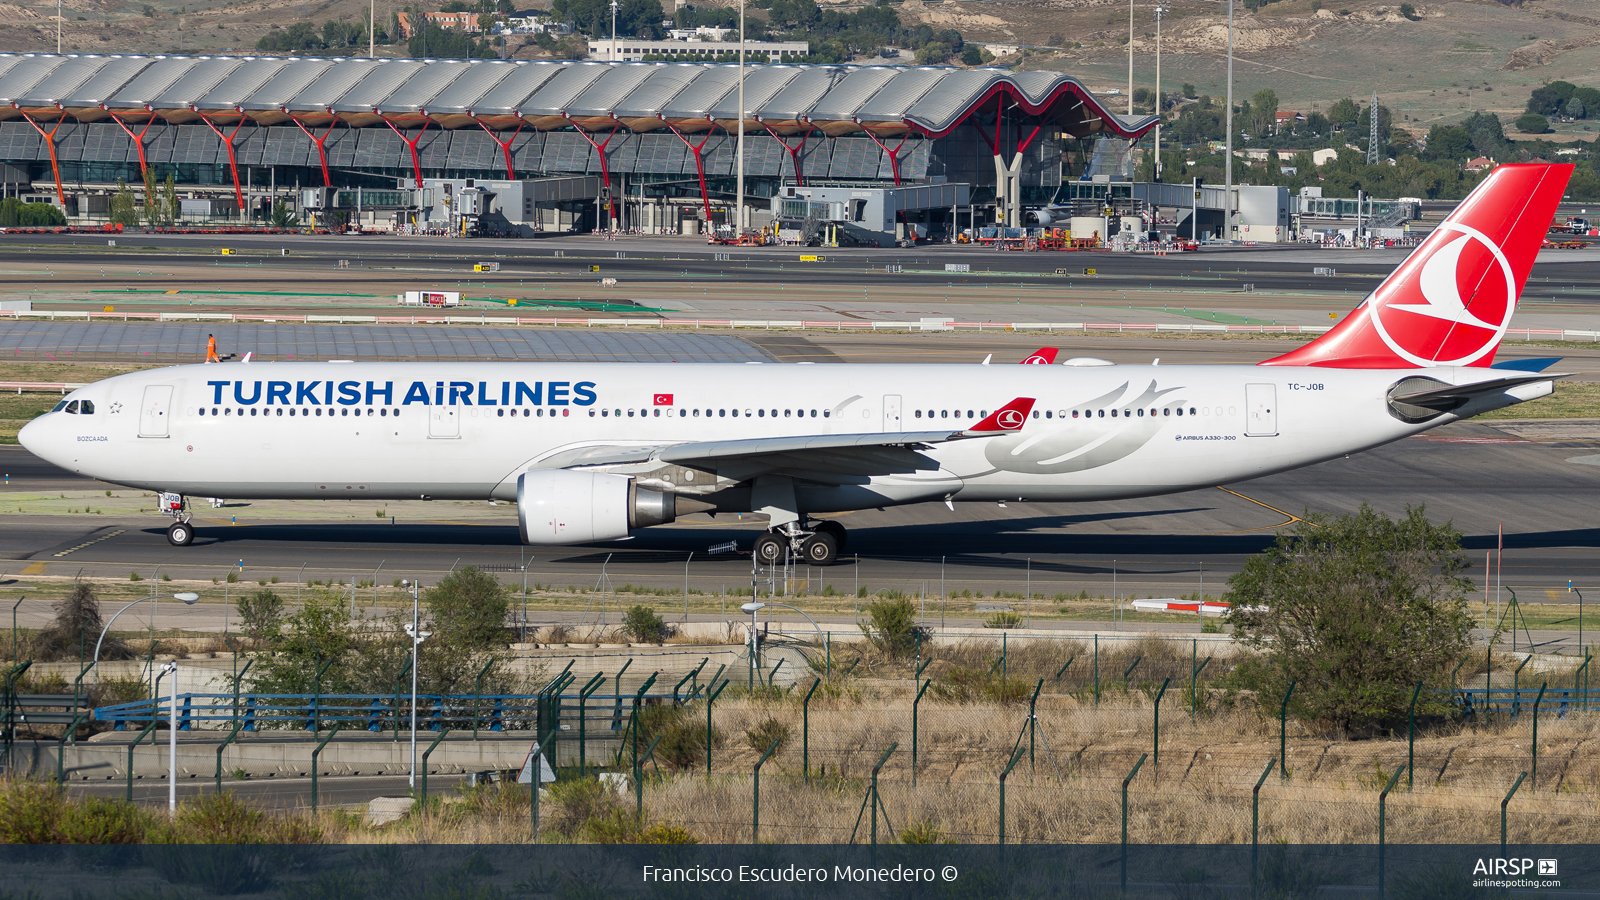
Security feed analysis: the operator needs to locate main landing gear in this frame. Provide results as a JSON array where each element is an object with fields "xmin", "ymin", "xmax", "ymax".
[
  {"xmin": 159, "ymin": 492, "xmax": 195, "ymax": 546},
  {"xmin": 754, "ymin": 519, "xmax": 847, "ymax": 567}
]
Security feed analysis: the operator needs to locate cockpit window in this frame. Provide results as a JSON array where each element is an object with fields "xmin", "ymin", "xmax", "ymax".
[
  {"xmin": 52, "ymin": 400, "xmax": 68, "ymax": 412},
  {"xmin": 78, "ymin": 400, "xmax": 93, "ymax": 414},
  {"xmin": 64, "ymin": 400, "xmax": 79, "ymax": 414}
]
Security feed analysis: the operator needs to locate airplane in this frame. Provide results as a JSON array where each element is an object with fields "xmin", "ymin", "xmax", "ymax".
[{"xmin": 19, "ymin": 164, "xmax": 1572, "ymax": 567}]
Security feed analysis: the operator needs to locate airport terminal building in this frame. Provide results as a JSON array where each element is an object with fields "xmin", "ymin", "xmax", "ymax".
[{"xmin": 0, "ymin": 53, "xmax": 1154, "ymax": 242}]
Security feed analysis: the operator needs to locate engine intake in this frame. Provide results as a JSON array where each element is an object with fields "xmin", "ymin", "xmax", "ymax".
[{"xmin": 517, "ymin": 470, "xmax": 705, "ymax": 545}]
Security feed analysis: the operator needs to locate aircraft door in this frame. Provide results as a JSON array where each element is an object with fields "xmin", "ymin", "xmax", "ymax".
[
  {"xmin": 882, "ymin": 395, "xmax": 901, "ymax": 432},
  {"xmin": 1245, "ymin": 383, "xmax": 1278, "ymax": 436},
  {"xmin": 429, "ymin": 403, "xmax": 459, "ymax": 439},
  {"xmin": 138, "ymin": 385, "xmax": 173, "ymax": 438}
]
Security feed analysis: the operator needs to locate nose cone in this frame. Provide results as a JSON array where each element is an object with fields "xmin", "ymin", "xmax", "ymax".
[{"xmin": 18, "ymin": 413, "xmax": 60, "ymax": 465}]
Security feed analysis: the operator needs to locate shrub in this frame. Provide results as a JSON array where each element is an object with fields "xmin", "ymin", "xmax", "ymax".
[
  {"xmin": 28, "ymin": 583, "xmax": 129, "ymax": 662},
  {"xmin": 622, "ymin": 605, "xmax": 666, "ymax": 643},
  {"xmin": 638, "ymin": 705, "xmax": 711, "ymax": 771},
  {"xmin": 745, "ymin": 716, "xmax": 790, "ymax": 754},
  {"xmin": 640, "ymin": 822, "xmax": 700, "ymax": 844},
  {"xmin": 983, "ymin": 611, "xmax": 1022, "ymax": 629},
  {"xmin": 545, "ymin": 778, "xmax": 624, "ymax": 839},
  {"xmin": 225, "ymin": 572, "xmax": 239, "ymax": 584},
  {"xmin": 900, "ymin": 819, "xmax": 954, "ymax": 844},
  {"xmin": 859, "ymin": 595, "xmax": 925, "ymax": 658},
  {"xmin": 236, "ymin": 589, "xmax": 285, "ymax": 644}
]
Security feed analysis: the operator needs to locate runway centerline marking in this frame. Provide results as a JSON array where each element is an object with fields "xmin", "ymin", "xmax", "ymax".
[
  {"xmin": 1212, "ymin": 487, "xmax": 1306, "ymax": 534},
  {"xmin": 52, "ymin": 528, "xmax": 125, "ymax": 558}
]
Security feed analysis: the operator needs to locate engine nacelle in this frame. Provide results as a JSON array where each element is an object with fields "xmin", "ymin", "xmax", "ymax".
[
  {"xmin": 517, "ymin": 470, "xmax": 678, "ymax": 545},
  {"xmin": 1031, "ymin": 208, "xmax": 1056, "ymax": 225}
]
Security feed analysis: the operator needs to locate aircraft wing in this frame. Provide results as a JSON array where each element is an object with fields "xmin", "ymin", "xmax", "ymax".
[{"xmin": 537, "ymin": 399, "xmax": 1036, "ymax": 481}]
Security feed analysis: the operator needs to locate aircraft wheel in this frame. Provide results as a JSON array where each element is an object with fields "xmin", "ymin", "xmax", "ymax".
[
  {"xmin": 813, "ymin": 520, "xmax": 847, "ymax": 550},
  {"xmin": 167, "ymin": 521, "xmax": 195, "ymax": 547},
  {"xmin": 753, "ymin": 533, "xmax": 785, "ymax": 566},
  {"xmin": 801, "ymin": 532, "xmax": 838, "ymax": 566}
]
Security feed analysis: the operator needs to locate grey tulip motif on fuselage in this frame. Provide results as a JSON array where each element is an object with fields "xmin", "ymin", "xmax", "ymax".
[{"xmin": 982, "ymin": 380, "xmax": 1185, "ymax": 475}]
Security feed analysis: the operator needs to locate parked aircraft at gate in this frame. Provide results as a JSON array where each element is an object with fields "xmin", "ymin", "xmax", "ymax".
[{"xmin": 19, "ymin": 165, "xmax": 1573, "ymax": 565}]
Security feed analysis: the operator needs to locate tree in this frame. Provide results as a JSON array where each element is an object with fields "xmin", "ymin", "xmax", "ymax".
[
  {"xmin": 1181, "ymin": 82, "xmax": 1196, "ymax": 99},
  {"xmin": 1398, "ymin": 2, "xmax": 1417, "ymax": 18},
  {"xmin": 859, "ymin": 595, "xmax": 924, "ymax": 659},
  {"xmin": 423, "ymin": 566, "xmax": 510, "ymax": 651},
  {"xmin": 1224, "ymin": 505, "xmax": 1476, "ymax": 733},
  {"xmin": 1463, "ymin": 110, "xmax": 1511, "ymax": 157},
  {"xmin": 1424, "ymin": 124, "xmax": 1472, "ymax": 163},
  {"xmin": 1565, "ymin": 97, "xmax": 1586, "ymax": 120},
  {"xmin": 162, "ymin": 173, "xmax": 178, "ymax": 225},
  {"xmin": 1326, "ymin": 97, "xmax": 1360, "ymax": 129},
  {"xmin": 1514, "ymin": 112, "xmax": 1550, "ymax": 135},
  {"xmin": 269, "ymin": 200, "xmax": 299, "ymax": 229},
  {"xmin": 237, "ymin": 589, "xmax": 285, "ymax": 645},
  {"xmin": 109, "ymin": 179, "xmax": 139, "ymax": 229},
  {"xmin": 960, "ymin": 45, "xmax": 982, "ymax": 66},
  {"xmin": 1249, "ymin": 88, "xmax": 1279, "ymax": 138},
  {"xmin": 28, "ymin": 583, "xmax": 130, "ymax": 662}
]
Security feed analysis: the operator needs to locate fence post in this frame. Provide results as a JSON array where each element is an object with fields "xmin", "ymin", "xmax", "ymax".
[
  {"xmin": 311, "ymin": 658, "xmax": 334, "ymax": 733},
  {"xmin": 912, "ymin": 678, "xmax": 932, "ymax": 785},
  {"xmin": 1407, "ymin": 681, "xmax": 1421, "ymax": 790},
  {"xmin": 1027, "ymin": 679, "xmax": 1043, "ymax": 770},
  {"xmin": 803, "ymin": 677, "xmax": 821, "ymax": 784},
  {"xmin": 420, "ymin": 728, "xmax": 450, "ymax": 806},
  {"xmin": 752, "ymin": 737, "xmax": 781, "ymax": 843},
  {"xmin": 1121, "ymin": 752, "xmax": 1148, "ymax": 893},
  {"xmin": 706, "ymin": 679, "xmax": 728, "ymax": 776},
  {"xmin": 1055, "ymin": 656, "xmax": 1073, "ymax": 687},
  {"xmin": 1501, "ymin": 770, "xmax": 1527, "ymax": 852},
  {"xmin": 998, "ymin": 746, "xmax": 1025, "ymax": 846},
  {"xmin": 214, "ymin": 720, "xmax": 244, "ymax": 794},
  {"xmin": 1531, "ymin": 681, "xmax": 1548, "ymax": 790},
  {"xmin": 1279, "ymin": 680, "xmax": 1296, "ymax": 778},
  {"xmin": 1152, "ymin": 677, "xmax": 1170, "ymax": 768},
  {"xmin": 1252, "ymin": 758, "xmax": 1276, "ymax": 878},
  {"xmin": 636, "ymin": 734, "xmax": 661, "ymax": 820},
  {"xmin": 126, "ymin": 718, "xmax": 159, "ymax": 802},
  {"xmin": 869, "ymin": 743, "xmax": 895, "ymax": 847},
  {"xmin": 392, "ymin": 658, "xmax": 411, "ymax": 742},
  {"xmin": 1093, "ymin": 635, "xmax": 1099, "ymax": 707},
  {"xmin": 578, "ymin": 672, "xmax": 605, "ymax": 776},
  {"xmin": 1377, "ymin": 765, "xmax": 1405, "ymax": 899},
  {"xmin": 1191, "ymin": 657, "xmax": 1211, "ymax": 718},
  {"xmin": 472, "ymin": 659, "xmax": 495, "ymax": 740},
  {"xmin": 310, "ymin": 726, "xmax": 341, "ymax": 813}
]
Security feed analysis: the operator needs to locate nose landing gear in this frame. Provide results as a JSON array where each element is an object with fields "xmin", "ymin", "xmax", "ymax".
[{"xmin": 158, "ymin": 491, "xmax": 195, "ymax": 546}]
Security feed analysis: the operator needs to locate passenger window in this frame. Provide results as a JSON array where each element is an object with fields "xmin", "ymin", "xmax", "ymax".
[
  {"xmin": 823, "ymin": 410, "xmax": 829, "ymax": 417},
  {"xmin": 1111, "ymin": 410, "xmax": 1118, "ymax": 418},
  {"xmin": 915, "ymin": 410, "xmax": 922, "ymax": 418},
  {"xmin": 719, "ymin": 410, "xmax": 726, "ymax": 417},
  {"xmin": 1045, "ymin": 411, "xmax": 1052, "ymax": 419},
  {"xmin": 1072, "ymin": 411, "xmax": 1079, "ymax": 418},
  {"xmin": 784, "ymin": 410, "xmax": 791, "ymax": 418},
  {"xmin": 1190, "ymin": 408, "xmax": 1196, "ymax": 415},
  {"xmin": 758, "ymin": 409, "xmax": 764, "ymax": 417},
  {"xmin": 1098, "ymin": 410, "xmax": 1104, "ymax": 418},
  {"xmin": 1163, "ymin": 408, "xmax": 1170, "ymax": 416},
  {"xmin": 693, "ymin": 409, "xmax": 700, "ymax": 417},
  {"xmin": 940, "ymin": 410, "xmax": 947, "ymax": 419},
  {"xmin": 1137, "ymin": 409, "xmax": 1144, "ymax": 417}
]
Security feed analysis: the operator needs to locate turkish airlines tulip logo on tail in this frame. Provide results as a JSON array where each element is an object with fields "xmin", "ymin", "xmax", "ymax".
[
  {"xmin": 1371, "ymin": 223, "xmax": 1517, "ymax": 366},
  {"xmin": 997, "ymin": 408, "xmax": 1026, "ymax": 428}
]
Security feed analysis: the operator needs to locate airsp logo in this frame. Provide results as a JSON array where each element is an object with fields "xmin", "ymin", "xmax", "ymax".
[
  {"xmin": 997, "ymin": 409, "xmax": 1025, "ymax": 429},
  {"xmin": 1371, "ymin": 222, "xmax": 1517, "ymax": 366}
]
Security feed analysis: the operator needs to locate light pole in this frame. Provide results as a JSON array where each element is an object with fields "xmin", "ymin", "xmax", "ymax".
[
  {"xmin": 401, "ymin": 579, "xmax": 430, "ymax": 788},
  {"xmin": 1224, "ymin": 0, "xmax": 1234, "ymax": 242},
  {"xmin": 91, "ymin": 593, "xmax": 199, "ymax": 679},
  {"xmin": 1568, "ymin": 582, "xmax": 1580, "ymax": 650},
  {"xmin": 1126, "ymin": 0, "xmax": 1134, "ymax": 118},
  {"xmin": 370, "ymin": 0, "xmax": 376, "ymax": 58},
  {"xmin": 10, "ymin": 596, "xmax": 21, "ymax": 662},
  {"xmin": 1153, "ymin": 5, "xmax": 1165, "ymax": 182},
  {"xmin": 610, "ymin": 0, "xmax": 618, "ymax": 61},
  {"xmin": 741, "ymin": 601, "xmax": 763, "ymax": 688},
  {"xmin": 164, "ymin": 661, "xmax": 178, "ymax": 813},
  {"xmin": 735, "ymin": 0, "xmax": 746, "ymax": 238}
]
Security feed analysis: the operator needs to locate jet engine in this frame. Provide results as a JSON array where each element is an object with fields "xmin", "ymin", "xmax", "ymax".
[
  {"xmin": 1030, "ymin": 208, "xmax": 1057, "ymax": 225},
  {"xmin": 517, "ymin": 469, "xmax": 703, "ymax": 545}
]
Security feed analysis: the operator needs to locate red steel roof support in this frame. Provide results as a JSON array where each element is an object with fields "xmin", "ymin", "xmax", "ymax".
[
  {"xmin": 290, "ymin": 113, "xmax": 340, "ymax": 186},
  {"xmin": 105, "ymin": 110, "xmax": 158, "ymax": 179},
  {"xmin": 383, "ymin": 117, "xmax": 432, "ymax": 185},
  {"xmin": 857, "ymin": 124, "xmax": 910, "ymax": 186},
  {"xmin": 16, "ymin": 109, "xmax": 66, "ymax": 207},
  {"xmin": 665, "ymin": 121, "xmax": 722, "ymax": 224},
  {"xmin": 195, "ymin": 111, "xmax": 248, "ymax": 213},
  {"xmin": 474, "ymin": 116, "xmax": 526, "ymax": 180},
  {"xmin": 565, "ymin": 116, "xmax": 621, "ymax": 230},
  {"xmin": 763, "ymin": 123, "xmax": 814, "ymax": 187}
]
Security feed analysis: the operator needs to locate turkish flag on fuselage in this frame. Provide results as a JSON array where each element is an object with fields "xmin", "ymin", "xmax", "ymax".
[{"xmin": 653, "ymin": 394, "xmax": 674, "ymax": 406}]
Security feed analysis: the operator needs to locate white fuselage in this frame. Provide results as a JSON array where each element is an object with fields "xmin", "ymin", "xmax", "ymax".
[{"xmin": 19, "ymin": 360, "xmax": 1534, "ymax": 513}]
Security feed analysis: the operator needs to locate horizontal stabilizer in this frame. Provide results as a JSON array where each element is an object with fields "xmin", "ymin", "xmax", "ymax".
[
  {"xmin": 1388, "ymin": 373, "xmax": 1565, "ymax": 414},
  {"xmin": 1491, "ymin": 357, "xmax": 1563, "ymax": 373}
]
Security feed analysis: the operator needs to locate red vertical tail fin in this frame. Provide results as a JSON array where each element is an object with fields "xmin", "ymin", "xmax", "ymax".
[{"xmin": 1260, "ymin": 163, "xmax": 1572, "ymax": 369}]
